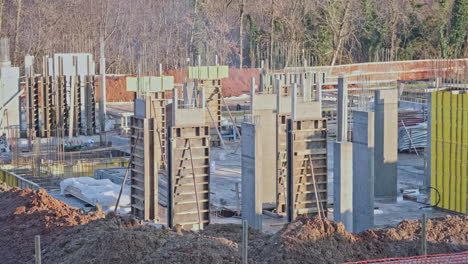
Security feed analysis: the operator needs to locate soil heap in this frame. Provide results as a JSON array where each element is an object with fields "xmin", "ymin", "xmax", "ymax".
[{"xmin": 0, "ymin": 185, "xmax": 105, "ymax": 264}]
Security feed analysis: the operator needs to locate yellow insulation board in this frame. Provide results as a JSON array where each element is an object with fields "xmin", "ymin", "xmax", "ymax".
[{"xmin": 431, "ymin": 91, "xmax": 467, "ymax": 214}]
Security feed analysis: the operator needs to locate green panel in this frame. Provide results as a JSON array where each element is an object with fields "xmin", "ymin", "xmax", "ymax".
[
  {"xmin": 450, "ymin": 93, "xmax": 457, "ymax": 211},
  {"xmin": 218, "ymin": 65, "xmax": 229, "ymax": 79},
  {"xmin": 442, "ymin": 92, "xmax": 451, "ymax": 209},
  {"xmin": 199, "ymin": 66, "xmax": 209, "ymax": 79},
  {"xmin": 462, "ymin": 94, "xmax": 468, "ymax": 214},
  {"xmin": 208, "ymin": 66, "xmax": 218, "ymax": 79},
  {"xmin": 152, "ymin": 77, "xmax": 162, "ymax": 91},
  {"xmin": 162, "ymin": 76, "xmax": 174, "ymax": 90},
  {"xmin": 188, "ymin": 67, "xmax": 199, "ymax": 79},
  {"xmin": 430, "ymin": 92, "xmax": 438, "ymax": 205},
  {"xmin": 456, "ymin": 94, "xmax": 463, "ymax": 213},
  {"xmin": 188, "ymin": 65, "xmax": 229, "ymax": 80},
  {"xmin": 126, "ymin": 77, "xmax": 138, "ymax": 92}
]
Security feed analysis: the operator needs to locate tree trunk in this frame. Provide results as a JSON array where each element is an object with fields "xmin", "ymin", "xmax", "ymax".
[
  {"xmin": 269, "ymin": 0, "xmax": 274, "ymax": 69},
  {"xmin": 13, "ymin": 0, "xmax": 23, "ymax": 65},
  {"xmin": 0, "ymin": 0, "xmax": 4, "ymax": 35},
  {"xmin": 239, "ymin": 0, "xmax": 245, "ymax": 68}
]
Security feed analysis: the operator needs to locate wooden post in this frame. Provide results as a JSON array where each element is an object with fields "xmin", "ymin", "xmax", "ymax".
[
  {"xmin": 421, "ymin": 213, "xmax": 427, "ymax": 256},
  {"xmin": 235, "ymin": 182, "xmax": 240, "ymax": 216},
  {"xmin": 35, "ymin": 235, "xmax": 41, "ymax": 264},
  {"xmin": 242, "ymin": 220, "xmax": 248, "ymax": 264}
]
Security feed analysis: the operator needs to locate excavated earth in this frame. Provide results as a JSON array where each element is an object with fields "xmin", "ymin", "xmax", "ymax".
[
  {"xmin": 0, "ymin": 183, "xmax": 105, "ymax": 264},
  {"xmin": 0, "ymin": 183, "xmax": 467, "ymax": 264}
]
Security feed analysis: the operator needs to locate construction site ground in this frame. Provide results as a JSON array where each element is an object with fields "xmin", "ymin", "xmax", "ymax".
[{"xmin": 0, "ymin": 180, "xmax": 466, "ymax": 264}]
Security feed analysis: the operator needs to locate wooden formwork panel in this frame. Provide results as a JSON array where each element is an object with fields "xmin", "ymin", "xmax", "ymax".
[
  {"xmin": 168, "ymin": 125, "xmax": 210, "ymax": 230},
  {"xmin": 130, "ymin": 117, "xmax": 159, "ymax": 221},
  {"xmin": 287, "ymin": 118, "xmax": 328, "ymax": 221},
  {"xmin": 276, "ymin": 114, "xmax": 290, "ymax": 215},
  {"xmin": 430, "ymin": 91, "xmax": 467, "ymax": 214}
]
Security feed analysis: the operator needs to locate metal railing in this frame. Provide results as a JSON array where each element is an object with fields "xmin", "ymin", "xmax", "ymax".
[{"xmin": 0, "ymin": 168, "xmax": 40, "ymax": 190}]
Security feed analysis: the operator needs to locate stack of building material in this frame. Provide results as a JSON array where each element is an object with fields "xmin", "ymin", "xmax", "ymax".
[
  {"xmin": 398, "ymin": 122, "xmax": 427, "ymax": 152},
  {"xmin": 398, "ymin": 110, "xmax": 425, "ymax": 127},
  {"xmin": 60, "ymin": 177, "xmax": 130, "ymax": 213}
]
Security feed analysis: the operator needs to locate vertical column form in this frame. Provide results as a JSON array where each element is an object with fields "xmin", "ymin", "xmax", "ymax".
[
  {"xmin": 352, "ymin": 111, "xmax": 375, "ymax": 232},
  {"xmin": 241, "ymin": 122, "xmax": 263, "ymax": 230},
  {"xmin": 250, "ymin": 77, "xmax": 255, "ymax": 121},
  {"xmin": 172, "ymin": 88, "xmax": 178, "ymax": 127},
  {"xmin": 316, "ymin": 74, "xmax": 322, "ymax": 103},
  {"xmin": 337, "ymin": 74, "xmax": 348, "ymax": 142},
  {"xmin": 99, "ymin": 37, "xmax": 107, "ymax": 133},
  {"xmin": 333, "ymin": 141, "xmax": 353, "ymax": 232},
  {"xmin": 291, "ymin": 83, "xmax": 297, "ymax": 120},
  {"xmin": 374, "ymin": 89, "xmax": 398, "ymax": 202}
]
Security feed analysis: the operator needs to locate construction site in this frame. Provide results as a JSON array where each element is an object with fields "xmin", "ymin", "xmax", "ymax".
[{"xmin": 0, "ymin": 33, "xmax": 467, "ymax": 263}]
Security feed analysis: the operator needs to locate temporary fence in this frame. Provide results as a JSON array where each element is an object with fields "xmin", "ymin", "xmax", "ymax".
[{"xmin": 344, "ymin": 251, "xmax": 468, "ymax": 264}]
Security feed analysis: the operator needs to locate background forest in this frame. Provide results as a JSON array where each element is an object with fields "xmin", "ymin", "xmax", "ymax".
[{"xmin": 0, "ymin": 0, "xmax": 466, "ymax": 73}]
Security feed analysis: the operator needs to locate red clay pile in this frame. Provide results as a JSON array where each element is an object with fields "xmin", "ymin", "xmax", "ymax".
[{"xmin": 0, "ymin": 184, "xmax": 105, "ymax": 264}]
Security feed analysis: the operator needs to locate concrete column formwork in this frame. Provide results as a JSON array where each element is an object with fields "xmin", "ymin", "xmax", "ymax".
[
  {"xmin": 241, "ymin": 122, "xmax": 263, "ymax": 230},
  {"xmin": 352, "ymin": 111, "xmax": 375, "ymax": 232},
  {"xmin": 374, "ymin": 89, "xmax": 398, "ymax": 202}
]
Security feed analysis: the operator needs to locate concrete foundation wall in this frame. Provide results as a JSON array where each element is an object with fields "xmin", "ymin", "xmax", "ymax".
[
  {"xmin": 374, "ymin": 89, "xmax": 398, "ymax": 202},
  {"xmin": 241, "ymin": 122, "xmax": 263, "ymax": 230}
]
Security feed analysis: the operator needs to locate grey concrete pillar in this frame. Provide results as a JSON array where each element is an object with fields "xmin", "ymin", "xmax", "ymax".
[
  {"xmin": 99, "ymin": 37, "xmax": 107, "ymax": 133},
  {"xmin": 316, "ymin": 75, "xmax": 322, "ymax": 103},
  {"xmin": 353, "ymin": 111, "xmax": 375, "ymax": 232},
  {"xmin": 250, "ymin": 77, "xmax": 255, "ymax": 121},
  {"xmin": 241, "ymin": 122, "xmax": 263, "ymax": 230},
  {"xmin": 25, "ymin": 55, "xmax": 34, "ymax": 76},
  {"xmin": 374, "ymin": 89, "xmax": 398, "ymax": 202},
  {"xmin": 333, "ymin": 142, "xmax": 353, "ymax": 232},
  {"xmin": 171, "ymin": 88, "xmax": 178, "ymax": 126},
  {"xmin": 337, "ymin": 75, "xmax": 348, "ymax": 142},
  {"xmin": 291, "ymin": 83, "xmax": 297, "ymax": 120}
]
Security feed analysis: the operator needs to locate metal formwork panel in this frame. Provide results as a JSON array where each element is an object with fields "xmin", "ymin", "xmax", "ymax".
[
  {"xmin": 130, "ymin": 116, "xmax": 158, "ymax": 221},
  {"xmin": 83, "ymin": 75, "xmax": 96, "ymax": 135},
  {"xmin": 287, "ymin": 118, "xmax": 328, "ymax": 222},
  {"xmin": 276, "ymin": 114, "xmax": 290, "ymax": 215},
  {"xmin": 55, "ymin": 76, "xmax": 68, "ymax": 130},
  {"xmin": 168, "ymin": 125, "xmax": 210, "ymax": 230},
  {"xmin": 148, "ymin": 92, "xmax": 167, "ymax": 170},
  {"xmin": 40, "ymin": 76, "xmax": 54, "ymax": 138},
  {"xmin": 26, "ymin": 77, "xmax": 40, "ymax": 138},
  {"xmin": 199, "ymin": 80, "xmax": 221, "ymax": 145}
]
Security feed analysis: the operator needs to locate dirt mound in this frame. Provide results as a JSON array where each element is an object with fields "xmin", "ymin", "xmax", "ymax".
[
  {"xmin": 0, "ymin": 186, "xmax": 105, "ymax": 264},
  {"xmin": 38, "ymin": 215, "xmax": 467, "ymax": 264},
  {"xmin": 254, "ymin": 216, "xmax": 468, "ymax": 263},
  {"xmin": 41, "ymin": 215, "xmax": 242, "ymax": 264}
]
